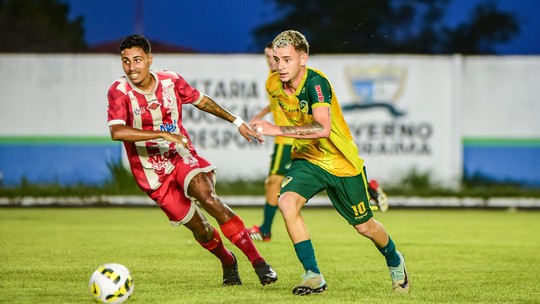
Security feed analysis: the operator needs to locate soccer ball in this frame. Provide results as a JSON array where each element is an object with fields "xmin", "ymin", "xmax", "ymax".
[{"xmin": 88, "ymin": 263, "xmax": 134, "ymax": 303}]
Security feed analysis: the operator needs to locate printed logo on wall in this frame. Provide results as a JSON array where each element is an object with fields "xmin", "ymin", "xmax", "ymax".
[{"xmin": 342, "ymin": 66, "xmax": 407, "ymax": 117}]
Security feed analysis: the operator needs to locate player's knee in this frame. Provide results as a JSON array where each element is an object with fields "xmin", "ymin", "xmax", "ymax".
[
  {"xmin": 198, "ymin": 194, "xmax": 217, "ymax": 206},
  {"xmin": 200, "ymin": 197, "xmax": 235, "ymax": 223},
  {"xmin": 277, "ymin": 199, "xmax": 293, "ymax": 217},
  {"xmin": 198, "ymin": 193, "xmax": 225, "ymax": 210},
  {"xmin": 188, "ymin": 219, "xmax": 214, "ymax": 243},
  {"xmin": 354, "ymin": 221, "xmax": 376, "ymax": 238},
  {"xmin": 264, "ymin": 176, "xmax": 272, "ymax": 187},
  {"xmin": 265, "ymin": 175, "xmax": 280, "ymax": 189},
  {"xmin": 195, "ymin": 226, "xmax": 213, "ymax": 243}
]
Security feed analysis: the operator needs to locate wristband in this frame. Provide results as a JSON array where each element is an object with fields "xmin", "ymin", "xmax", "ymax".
[{"xmin": 232, "ymin": 116, "xmax": 244, "ymax": 128}]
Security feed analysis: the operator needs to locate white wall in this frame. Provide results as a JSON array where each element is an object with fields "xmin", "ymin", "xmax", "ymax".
[
  {"xmin": 1, "ymin": 54, "xmax": 538, "ymax": 186},
  {"xmin": 460, "ymin": 56, "xmax": 540, "ymax": 138}
]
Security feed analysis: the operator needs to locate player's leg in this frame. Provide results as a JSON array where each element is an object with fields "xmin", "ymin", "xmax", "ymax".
[
  {"xmin": 147, "ymin": 174, "xmax": 239, "ymax": 286},
  {"xmin": 355, "ymin": 219, "xmax": 409, "ymax": 292},
  {"xmin": 249, "ymin": 143, "xmax": 291, "ymax": 241},
  {"xmin": 187, "ymin": 171, "xmax": 277, "ymax": 286},
  {"xmin": 330, "ymin": 172, "xmax": 409, "ymax": 293},
  {"xmin": 354, "ymin": 170, "xmax": 407, "ymax": 291},
  {"xmin": 263, "ymin": 173, "xmax": 283, "ymax": 227},
  {"xmin": 279, "ymin": 160, "xmax": 327, "ymax": 295},
  {"xmin": 249, "ymin": 174, "xmax": 283, "ymax": 241},
  {"xmin": 184, "ymin": 207, "xmax": 242, "ymax": 286}
]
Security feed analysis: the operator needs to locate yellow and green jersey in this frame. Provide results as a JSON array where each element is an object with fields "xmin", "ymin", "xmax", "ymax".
[
  {"xmin": 266, "ymin": 68, "xmax": 364, "ymax": 177},
  {"xmin": 268, "ymin": 71, "xmax": 294, "ymax": 146}
]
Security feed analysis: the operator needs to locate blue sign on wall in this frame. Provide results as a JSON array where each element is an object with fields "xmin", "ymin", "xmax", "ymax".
[{"xmin": 0, "ymin": 137, "xmax": 123, "ymax": 186}]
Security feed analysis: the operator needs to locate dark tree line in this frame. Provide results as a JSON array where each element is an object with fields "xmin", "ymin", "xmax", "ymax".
[
  {"xmin": 0, "ymin": 0, "xmax": 521, "ymax": 54},
  {"xmin": 252, "ymin": 0, "xmax": 520, "ymax": 54},
  {"xmin": 0, "ymin": 0, "xmax": 85, "ymax": 52}
]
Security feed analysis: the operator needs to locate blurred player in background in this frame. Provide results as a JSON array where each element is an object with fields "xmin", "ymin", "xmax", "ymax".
[
  {"xmin": 250, "ymin": 30, "xmax": 408, "ymax": 295},
  {"xmin": 107, "ymin": 34, "xmax": 277, "ymax": 287},
  {"xmin": 369, "ymin": 179, "xmax": 389, "ymax": 212},
  {"xmin": 248, "ymin": 42, "xmax": 294, "ymax": 242}
]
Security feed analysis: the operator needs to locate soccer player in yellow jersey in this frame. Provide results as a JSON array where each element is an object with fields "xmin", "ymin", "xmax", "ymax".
[
  {"xmin": 248, "ymin": 42, "xmax": 295, "ymax": 242},
  {"xmin": 250, "ymin": 30, "xmax": 409, "ymax": 295}
]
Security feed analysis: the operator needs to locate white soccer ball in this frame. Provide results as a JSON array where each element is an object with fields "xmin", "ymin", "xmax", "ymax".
[{"xmin": 88, "ymin": 263, "xmax": 134, "ymax": 303}]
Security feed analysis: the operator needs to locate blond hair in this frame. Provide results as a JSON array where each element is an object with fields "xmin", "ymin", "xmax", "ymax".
[{"xmin": 272, "ymin": 30, "xmax": 309, "ymax": 54}]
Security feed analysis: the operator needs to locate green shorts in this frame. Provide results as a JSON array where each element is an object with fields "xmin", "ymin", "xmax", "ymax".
[
  {"xmin": 281, "ymin": 159, "xmax": 374, "ymax": 225},
  {"xmin": 269, "ymin": 143, "xmax": 292, "ymax": 176}
]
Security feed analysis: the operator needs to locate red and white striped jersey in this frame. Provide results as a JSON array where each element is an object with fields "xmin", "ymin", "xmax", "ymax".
[{"xmin": 107, "ymin": 70, "xmax": 204, "ymax": 192}]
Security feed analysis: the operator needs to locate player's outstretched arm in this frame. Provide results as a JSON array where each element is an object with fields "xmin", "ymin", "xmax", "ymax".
[
  {"xmin": 195, "ymin": 95, "xmax": 264, "ymax": 144},
  {"xmin": 109, "ymin": 124, "xmax": 190, "ymax": 147},
  {"xmin": 251, "ymin": 106, "xmax": 331, "ymax": 139},
  {"xmin": 249, "ymin": 106, "xmax": 271, "ymax": 125}
]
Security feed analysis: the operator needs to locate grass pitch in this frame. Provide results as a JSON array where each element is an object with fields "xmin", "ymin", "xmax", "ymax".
[{"xmin": 0, "ymin": 206, "xmax": 539, "ymax": 303}]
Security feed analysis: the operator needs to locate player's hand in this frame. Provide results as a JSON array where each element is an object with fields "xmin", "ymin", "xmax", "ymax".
[
  {"xmin": 250, "ymin": 120, "xmax": 280, "ymax": 136},
  {"xmin": 162, "ymin": 132, "xmax": 190, "ymax": 149},
  {"xmin": 238, "ymin": 123, "xmax": 265, "ymax": 144}
]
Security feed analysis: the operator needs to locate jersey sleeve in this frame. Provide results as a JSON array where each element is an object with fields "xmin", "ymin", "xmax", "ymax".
[
  {"xmin": 107, "ymin": 80, "xmax": 129, "ymax": 126},
  {"xmin": 173, "ymin": 72, "xmax": 202, "ymax": 105},
  {"xmin": 305, "ymin": 75, "xmax": 333, "ymax": 108}
]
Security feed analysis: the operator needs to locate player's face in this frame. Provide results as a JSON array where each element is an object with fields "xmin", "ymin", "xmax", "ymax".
[
  {"xmin": 273, "ymin": 45, "xmax": 308, "ymax": 85},
  {"xmin": 121, "ymin": 47, "xmax": 153, "ymax": 87},
  {"xmin": 264, "ymin": 47, "xmax": 278, "ymax": 73}
]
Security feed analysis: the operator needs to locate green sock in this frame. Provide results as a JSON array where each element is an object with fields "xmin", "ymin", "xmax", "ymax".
[
  {"xmin": 259, "ymin": 203, "xmax": 278, "ymax": 234},
  {"xmin": 379, "ymin": 236, "xmax": 401, "ymax": 267},
  {"xmin": 294, "ymin": 239, "xmax": 321, "ymax": 274}
]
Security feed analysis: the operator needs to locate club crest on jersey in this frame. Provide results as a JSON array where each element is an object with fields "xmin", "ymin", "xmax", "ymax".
[
  {"xmin": 281, "ymin": 176, "xmax": 293, "ymax": 188},
  {"xmin": 299, "ymin": 100, "xmax": 308, "ymax": 113},
  {"xmin": 162, "ymin": 85, "xmax": 175, "ymax": 110}
]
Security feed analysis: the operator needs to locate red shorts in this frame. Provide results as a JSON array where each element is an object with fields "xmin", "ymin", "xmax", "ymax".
[{"xmin": 148, "ymin": 154, "xmax": 216, "ymax": 226}]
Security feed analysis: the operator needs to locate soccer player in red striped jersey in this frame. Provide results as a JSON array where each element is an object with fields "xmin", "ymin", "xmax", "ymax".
[{"xmin": 107, "ymin": 34, "xmax": 277, "ymax": 287}]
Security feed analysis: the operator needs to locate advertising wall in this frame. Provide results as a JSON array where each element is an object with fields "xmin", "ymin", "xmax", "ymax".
[
  {"xmin": 309, "ymin": 55, "xmax": 462, "ymax": 187},
  {"xmin": 460, "ymin": 57, "xmax": 540, "ymax": 186},
  {"xmin": 0, "ymin": 54, "xmax": 538, "ymax": 187}
]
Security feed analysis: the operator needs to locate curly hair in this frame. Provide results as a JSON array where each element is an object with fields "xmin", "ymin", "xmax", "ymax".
[{"xmin": 272, "ymin": 30, "xmax": 309, "ymax": 54}]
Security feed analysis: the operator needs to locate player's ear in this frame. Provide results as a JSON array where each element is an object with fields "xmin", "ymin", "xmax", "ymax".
[
  {"xmin": 300, "ymin": 53, "xmax": 308, "ymax": 67},
  {"xmin": 148, "ymin": 54, "xmax": 153, "ymax": 66}
]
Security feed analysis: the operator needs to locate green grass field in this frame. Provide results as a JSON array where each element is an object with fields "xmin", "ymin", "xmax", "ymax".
[{"xmin": 1, "ymin": 207, "xmax": 539, "ymax": 303}]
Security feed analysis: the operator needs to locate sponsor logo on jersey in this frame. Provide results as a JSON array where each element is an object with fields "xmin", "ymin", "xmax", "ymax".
[
  {"xmin": 315, "ymin": 85, "xmax": 324, "ymax": 102},
  {"xmin": 148, "ymin": 153, "xmax": 169, "ymax": 171},
  {"xmin": 159, "ymin": 120, "xmax": 178, "ymax": 133},
  {"xmin": 277, "ymin": 99, "xmax": 300, "ymax": 114},
  {"xmin": 354, "ymin": 213, "xmax": 370, "ymax": 220}
]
